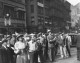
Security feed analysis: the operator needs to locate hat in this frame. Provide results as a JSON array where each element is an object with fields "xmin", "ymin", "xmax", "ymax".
[
  {"xmin": 23, "ymin": 33, "xmax": 28, "ymax": 37},
  {"xmin": 12, "ymin": 34, "xmax": 16, "ymax": 37},
  {"xmin": 17, "ymin": 34, "xmax": 23, "ymax": 40},
  {"xmin": 26, "ymin": 35, "xmax": 31, "ymax": 39},
  {"xmin": 30, "ymin": 33, "xmax": 35, "ymax": 36},
  {"xmin": 6, "ymin": 35, "xmax": 11, "ymax": 38},
  {"xmin": 47, "ymin": 29, "xmax": 51, "ymax": 33},
  {"xmin": 12, "ymin": 34, "xmax": 16, "ymax": 36},
  {"xmin": 26, "ymin": 35, "xmax": 31, "ymax": 41},
  {"xmin": 1, "ymin": 38, "xmax": 7, "ymax": 44},
  {"xmin": 37, "ymin": 32, "xmax": 42, "ymax": 37}
]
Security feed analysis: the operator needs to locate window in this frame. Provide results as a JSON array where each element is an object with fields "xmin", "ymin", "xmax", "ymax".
[
  {"xmin": 30, "ymin": 5, "xmax": 34, "ymax": 13},
  {"xmin": 45, "ymin": 17, "xmax": 49, "ymax": 23},
  {"xmin": 31, "ymin": 16, "xmax": 35, "ymax": 25},
  {"xmin": 31, "ymin": 21, "xmax": 35, "ymax": 25},
  {"xmin": 38, "ymin": 16, "xmax": 44, "ymax": 24},
  {"xmin": 45, "ymin": 8, "xmax": 49, "ymax": 16},
  {"xmin": 37, "ymin": 6, "xmax": 43, "ymax": 15},
  {"xmin": 17, "ymin": 10, "xmax": 25, "ymax": 20},
  {"xmin": 31, "ymin": 16, "xmax": 34, "ymax": 21},
  {"xmin": 4, "ymin": 5, "xmax": 25, "ymax": 20}
]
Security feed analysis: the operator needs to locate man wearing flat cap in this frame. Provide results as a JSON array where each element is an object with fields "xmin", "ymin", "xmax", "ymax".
[{"xmin": 27, "ymin": 34, "xmax": 37, "ymax": 63}]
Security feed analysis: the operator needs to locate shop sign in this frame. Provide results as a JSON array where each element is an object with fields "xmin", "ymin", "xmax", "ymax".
[{"xmin": 37, "ymin": 2, "xmax": 44, "ymax": 7}]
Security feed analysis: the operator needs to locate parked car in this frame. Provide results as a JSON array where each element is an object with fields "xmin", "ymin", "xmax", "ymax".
[{"xmin": 69, "ymin": 33, "xmax": 78, "ymax": 47}]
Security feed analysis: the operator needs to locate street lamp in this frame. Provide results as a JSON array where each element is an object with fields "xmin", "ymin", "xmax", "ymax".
[
  {"xmin": 4, "ymin": 13, "xmax": 11, "ymax": 34},
  {"xmin": 6, "ymin": 13, "xmax": 9, "ymax": 17}
]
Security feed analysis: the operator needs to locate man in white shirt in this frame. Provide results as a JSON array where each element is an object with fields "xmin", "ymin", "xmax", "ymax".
[
  {"xmin": 28, "ymin": 35, "xmax": 37, "ymax": 63},
  {"xmin": 66, "ymin": 34, "xmax": 72, "ymax": 57}
]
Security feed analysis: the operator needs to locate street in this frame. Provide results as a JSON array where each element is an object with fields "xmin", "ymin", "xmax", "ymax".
[{"xmin": 45, "ymin": 47, "xmax": 80, "ymax": 63}]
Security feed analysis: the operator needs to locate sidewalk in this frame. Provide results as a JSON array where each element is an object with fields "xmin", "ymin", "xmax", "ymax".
[
  {"xmin": 46, "ymin": 47, "xmax": 80, "ymax": 63},
  {"xmin": 54, "ymin": 55, "xmax": 80, "ymax": 63},
  {"xmin": 55, "ymin": 47, "xmax": 80, "ymax": 63}
]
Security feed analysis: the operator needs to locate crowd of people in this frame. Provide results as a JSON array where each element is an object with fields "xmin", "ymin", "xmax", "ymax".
[{"xmin": 0, "ymin": 30, "xmax": 72, "ymax": 63}]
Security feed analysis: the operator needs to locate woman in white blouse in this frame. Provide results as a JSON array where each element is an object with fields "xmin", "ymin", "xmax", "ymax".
[{"xmin": 14, "ymin": 35, "xmax": 27, "ymax": 63}]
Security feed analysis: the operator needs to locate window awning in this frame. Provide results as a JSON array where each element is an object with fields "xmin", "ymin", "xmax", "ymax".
[{"xmin": 15, "ymin": 8, "xmax": 26, "ymax": 11}]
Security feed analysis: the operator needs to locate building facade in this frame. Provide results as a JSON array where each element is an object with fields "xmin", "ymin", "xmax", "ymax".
[
  {"xmin": 0, "ymin": 0, "xmax": 26, "ymax": 34},
  {"xmin": 49, "ymin": 0, "xmax": 71, "ymax": 32},
  {"xmin": 26, "ymin": 0, "xmax": 49, "ymax": 33},
  {"xmin": 26, "ymin": 0, "xmax": 71, "ymax": 33}
]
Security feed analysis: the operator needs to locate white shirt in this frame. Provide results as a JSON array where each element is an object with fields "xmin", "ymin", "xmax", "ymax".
[
  {"xmin": 66, "ymin": 35, "xmax": 72, "ymax": 43},
  {"xmin": 28, "ymin": 40, "xmax": 36, "ymax": 52},
  {"xmin": 14, "ymin": 41, "xmax": 25, "ymax": 54},
  {"xmin": 14, "ymin": 41, "xmax": 25, "ymax": 50}
]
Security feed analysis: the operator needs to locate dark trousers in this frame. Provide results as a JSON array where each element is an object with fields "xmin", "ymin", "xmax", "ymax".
[
  {"xmin": 13, "ymin": 55, "xmax": 17, "ymax": 63},
  {"xmin": 43, "ymin": 48, "xmax": 46, "ymax": 61},
  {"xmin": 48, "ymin": 47, "xmax": 55, "ymax": 61},
  {"xmin": 66, "ymin": 45, "xmax": 71, "ymax": 57},
  {"xmin": 55, "ymin": 43, "xmax": 59, "ymax": 56},
  {"xmin": 77, "ymin": 47, "xmax": 80, "ymax": 61},
  {"xmin": 29, "ymin": 52, "xmax": 35, "ymax": 63},
  {"xmin": 34, "ymin": 50, "xmax": 44, "ymax": 63}
]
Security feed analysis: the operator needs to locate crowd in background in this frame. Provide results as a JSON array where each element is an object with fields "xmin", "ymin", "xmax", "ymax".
[{"xmin": 0, "ymin": 30, "xmax": 72, "ymax": 63}]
